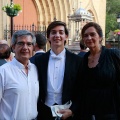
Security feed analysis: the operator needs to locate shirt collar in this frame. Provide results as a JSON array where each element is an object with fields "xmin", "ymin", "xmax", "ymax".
[
  {"xmin": 50, "ymin": 48, "xmax": 66, "ymax": 58},
  {"xmin": 35, "ymin": 50, "xmax": 45, "ymax": 54},
  {"xmin": 12, "ymin": 57, "xmax": 32, "ymax": 69}
]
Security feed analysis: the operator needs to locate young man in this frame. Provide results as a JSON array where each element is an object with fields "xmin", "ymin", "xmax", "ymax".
[
  {"xmin": 34, "ymin": 21, "xmax": 82, "ymax": 120},
  {"xmin": 0, "ymin": 30, "xmax": 39, "ymax": 120}
]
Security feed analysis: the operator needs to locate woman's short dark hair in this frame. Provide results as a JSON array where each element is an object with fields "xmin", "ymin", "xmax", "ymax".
[
  {"xmin": 46, "ymin": 21, "xmax": 69, "ymax": 38},
  {"xmin": 81, "ymin": 22, "xmax": 103, "ymax": 39}
]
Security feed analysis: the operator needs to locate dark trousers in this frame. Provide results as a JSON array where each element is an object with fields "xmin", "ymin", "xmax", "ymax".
[
  {"xmin": 37, "ymin": 102, "xmax": 73, "ymax": 120},
  {"xmin": 37, "ymin": 103, "xmax": 54, "ymax": 120}
]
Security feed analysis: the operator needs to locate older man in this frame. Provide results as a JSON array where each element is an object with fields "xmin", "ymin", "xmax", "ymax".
[
  {"xmin": 0, "ymin": 44, "xmax": 11, "ymax": 66},
  {"xmin": 0, "ymin": 39, "xmax": 14, "ymax": 61},
  {"xmin": 0, "ymin": 30, "xmax": 39, "ymax": 120}
]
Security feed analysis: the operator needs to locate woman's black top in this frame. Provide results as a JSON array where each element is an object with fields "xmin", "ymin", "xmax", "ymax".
[{"xmin": 80, "ymin": 46, "xmax": 120, "ymax": 115}]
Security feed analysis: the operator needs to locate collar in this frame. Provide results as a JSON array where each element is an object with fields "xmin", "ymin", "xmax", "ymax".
[
  {"xmin": 50, "ymin": 48, "xmax": 66, "ymax": 59},
  {"xmin": 12, "ymin": 58, "xmax": 32, "ymax": 69},
  {"xmin": 35, "ymin": 50, "xmax": 45, "ymax": 54}
]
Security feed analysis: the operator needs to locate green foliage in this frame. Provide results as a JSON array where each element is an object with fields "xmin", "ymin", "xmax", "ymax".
[
  {"xmin": 2, "ymin": 3, "xmax": 22, "ymax": 12},
  {"xmin": 114, "ymin": 29, "xmax": 120, "ymax": 34},
  {"xmin": 106, "ymin": 0, "xmax": 120, "ymax": 39},
  {"xmin": 106, "ymin": 0, "xmax": 120, "ymax": 14},
  {"xmin": 105, "ymin": 14, "xmax": 117, "ymax": 38},
  {"xmin": 13, "ymin": 4, "xmax": 22, "ymax": 11}
]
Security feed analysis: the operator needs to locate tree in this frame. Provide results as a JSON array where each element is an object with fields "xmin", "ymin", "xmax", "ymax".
[{"xmin": 106, "ymin": 0, "xmax": 120, "ymax": 38}]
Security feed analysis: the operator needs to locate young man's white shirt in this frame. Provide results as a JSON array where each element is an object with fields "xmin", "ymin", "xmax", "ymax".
[{"xmin": 45, "ymin": 48, "xmax": 66, "ymax": 107}]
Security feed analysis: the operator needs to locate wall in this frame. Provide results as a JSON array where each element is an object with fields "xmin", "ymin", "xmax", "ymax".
[{"xmin": 0, "ymin": 0, "xmax": 106, "ymax": 45}]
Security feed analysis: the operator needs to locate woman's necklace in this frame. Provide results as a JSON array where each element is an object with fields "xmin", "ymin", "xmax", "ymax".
[
  {"xmin": 88, "ymin": 55, "xmax": 100, "ymax": 64},
  {"xmin": 88, "ymin": 50, "xmax": 101, "ymax": 66}
]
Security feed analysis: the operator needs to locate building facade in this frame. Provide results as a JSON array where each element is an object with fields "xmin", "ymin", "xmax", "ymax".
[{"xmin": 0, "ymin": 0, "xmax": 106, "ymax": 50}]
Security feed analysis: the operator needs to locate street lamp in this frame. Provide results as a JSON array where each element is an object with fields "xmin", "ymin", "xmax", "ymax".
[
  {"xmin": 117, "ymin": 13, "xmax": 120, "ymax": 49},
  {"xmin": 11, "ymin": 0, "xmax": 13, "ymax": 38}
]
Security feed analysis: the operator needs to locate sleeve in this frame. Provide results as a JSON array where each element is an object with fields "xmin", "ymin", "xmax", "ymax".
[
  {"xmin": 69, "ymin": 57, "xmax": 83, "ymax": 115},
  {"xmin": 0, "ymin": 69, "xmax": 4, "ymax": 102},
  {"xmin": 110, "ymin": 49, "xmax": 120, "ymax": 120},
  {"xmin": 112, "ymin": 49, "xmax": 120, "ymax": 59},
  {"xmin": 110, "ymin": 49, "xmax": 120, "ymax": 84}
]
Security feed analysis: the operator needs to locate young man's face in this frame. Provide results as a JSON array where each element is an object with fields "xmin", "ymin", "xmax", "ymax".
[{"xmin": 48, "ymin": 25, "xmax": 68, "ymax": 48}]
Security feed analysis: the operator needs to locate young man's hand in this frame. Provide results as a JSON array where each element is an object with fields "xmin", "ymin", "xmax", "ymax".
[{"xmin": 58, "ymin": 109, "xmax": 72, "ymax": 120}]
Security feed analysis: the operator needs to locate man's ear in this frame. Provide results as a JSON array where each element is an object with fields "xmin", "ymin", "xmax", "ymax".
[
  {"xmin": 65, "ymin": 35, "xmax": 68, "ymax": 39},
  {"xmin": 35, "ymin": 43, "xmax": 38, "ymax": 47},
  {"xmin": 11, "ymin": 45, "xmax": 15, "ymax": 53},
  {"xmin": 33, "ymin": 43, "xmax": 37, "ymax": 51},
  {"xmin": 47, "ymin": 38, "xmax": 51, "ymax": 44},
  {"xmin": 47, "ymin": 38, "xmax": 50, "ymax": 41}
]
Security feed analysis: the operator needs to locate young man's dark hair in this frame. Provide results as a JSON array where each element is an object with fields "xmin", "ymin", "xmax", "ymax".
[
  {"xmin": 35, "ymin": 33, "xmax": 47, "ymax": 49},
  {"xmin": 0, "ymin": 44, "xmax": 11, "ymax": 59},
  {"xmin": 34, "ymin": 20, "xmax": 82, "ymax": 120},
  {"xmin": 46, "ymin": 21, "xmax": 69, "ymax": 38},
  {"xmin": 47, "ymin": 21, "xmax": 68, "ymax": 45}
]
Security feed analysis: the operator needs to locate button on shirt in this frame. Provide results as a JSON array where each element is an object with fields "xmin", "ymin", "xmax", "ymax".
[
  {"xmin": 45, "ymin": 49, "xmax": 65, "ymax": 107},
  {"xmin": 0, "ymin": 58, "xmax": 39, "ymax": 120}
]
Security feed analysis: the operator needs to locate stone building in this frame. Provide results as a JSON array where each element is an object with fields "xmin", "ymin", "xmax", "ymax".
[{"xmin": 0, "ymin": 0, "xmax": 106, "ymax": 52}]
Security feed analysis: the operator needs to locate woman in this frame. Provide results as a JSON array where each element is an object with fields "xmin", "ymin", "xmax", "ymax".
[{"xmin": 79, "ymin": 22, "xmax": 120, "ymax": 120}]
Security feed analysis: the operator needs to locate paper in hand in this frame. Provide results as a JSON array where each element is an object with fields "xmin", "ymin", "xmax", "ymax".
[{"xmin": 50, "ymin": 101, "xmax": 72, "ymax": 117}]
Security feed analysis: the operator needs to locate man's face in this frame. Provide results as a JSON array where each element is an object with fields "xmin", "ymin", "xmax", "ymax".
[
  {"xmin": 12, "ymin": 35, "xmax": 34, "ymax": 64},
  {"xmin": 48, "ymin": 25, "xmax": 68, "ymax": 48}
]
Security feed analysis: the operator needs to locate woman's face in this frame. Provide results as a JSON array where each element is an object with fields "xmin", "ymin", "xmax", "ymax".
[{"xmin": 82, "ymin": 27, "xmax": 102, "ymax": 49}]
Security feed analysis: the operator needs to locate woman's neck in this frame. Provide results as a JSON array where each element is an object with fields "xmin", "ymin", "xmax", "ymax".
[{"xmin": 90, "ymin": 46, "xmax": 102, "ymax": 56}]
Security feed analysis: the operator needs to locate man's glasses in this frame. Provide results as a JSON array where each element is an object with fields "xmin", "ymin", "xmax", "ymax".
[{"xmin": 16, "ymin": 42, "xmax": 33, "ymax": 47}]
